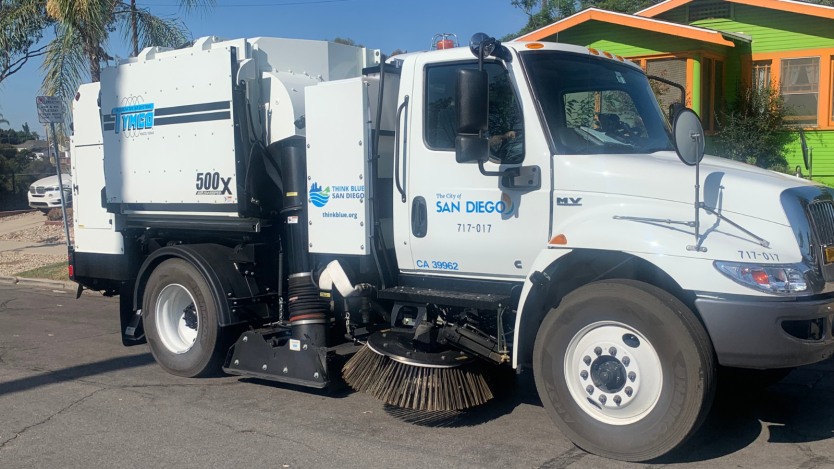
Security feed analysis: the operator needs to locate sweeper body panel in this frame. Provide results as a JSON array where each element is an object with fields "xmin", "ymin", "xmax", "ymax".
[{"xmin": 67, "ymin": 33, "xmax": 834, "ymax": 463}]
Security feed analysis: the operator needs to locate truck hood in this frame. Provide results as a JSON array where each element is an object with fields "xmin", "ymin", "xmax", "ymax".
[{"xmin": 556, "ymin": 151, "xmax": 816, "ymax": 226}]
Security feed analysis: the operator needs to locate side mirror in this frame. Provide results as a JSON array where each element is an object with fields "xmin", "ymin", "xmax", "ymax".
[
  {"xmin": 455, "ymin": 68, "xmax": 489, "ymax": 164},
  {"xmin": 668, "ymin": 102, "xmax": 685, "ymax": 123},
  {"xmin": 455, "ymin": 69, "xmax": 488, "ymax": 134},
  {"xmin": 672, "ymin": 108, "xmax": 705, "ymax": 166},
  {"xmin": 455, "ymin": 135, "xmax": 489, "ymax": 164}
]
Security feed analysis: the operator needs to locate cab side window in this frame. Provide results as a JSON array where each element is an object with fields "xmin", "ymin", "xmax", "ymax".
[{"xmin": 425, "ymin": 62, "xmax": 524, "ymax": 164}]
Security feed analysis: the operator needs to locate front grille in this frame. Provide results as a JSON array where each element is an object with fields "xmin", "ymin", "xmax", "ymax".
[
  {"xmin": 29, "ymin": 186, "xmax": 36, "ymax": 195},
  {"xmin": 35, "ymin": 186, "xmax": 45, "ymax": 195},
  {"xmin": 807, "ymin": 201, "xmax": 834, "ymax": 246}
]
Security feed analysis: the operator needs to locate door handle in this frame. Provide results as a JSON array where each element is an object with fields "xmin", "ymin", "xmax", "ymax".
[
  {"xmin": 394, "ymin": 95, "xmax": 409, "ymax": 203},
  {"xmin": 411, "ymin": 196, "xmax": 427, "ymax": 238}
]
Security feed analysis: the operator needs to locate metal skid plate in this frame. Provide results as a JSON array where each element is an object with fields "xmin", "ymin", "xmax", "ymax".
[
  {"xmin": 305, "ymin": 78, "xmax": 372, "ymax": 256},
  {"xmin": 223, "ymin": 330, "xmax": 329, "ymax": 388}
]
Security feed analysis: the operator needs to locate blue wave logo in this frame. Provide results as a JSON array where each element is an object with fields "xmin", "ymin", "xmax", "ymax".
[{"xmin": 309, "ymin": 182, "xmax": 330, "ymax": 208}]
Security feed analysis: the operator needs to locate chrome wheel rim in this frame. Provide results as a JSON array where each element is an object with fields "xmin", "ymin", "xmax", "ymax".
[
  {"xmin": 564, "ymin": 321, "xmax": 662, "ymax": 425},
  {"xmin": 155, "ymin": 284, "xmax": 199, "ymax": 354}
]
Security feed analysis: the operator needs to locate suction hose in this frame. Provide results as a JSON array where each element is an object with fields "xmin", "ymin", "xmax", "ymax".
[{"xmin": 278, "ymin": 139, "xmax": 329, "ymax": 345}]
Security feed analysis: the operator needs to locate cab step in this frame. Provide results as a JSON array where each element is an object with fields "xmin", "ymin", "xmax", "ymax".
[{"xmin": 378, "ymin": 286, "xmax": 510, "ymax": 310}]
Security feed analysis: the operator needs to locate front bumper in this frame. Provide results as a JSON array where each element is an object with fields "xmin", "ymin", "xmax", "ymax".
[{"xmin": 695, "ymin": 296, "xmax": 834, "ymax": 369}]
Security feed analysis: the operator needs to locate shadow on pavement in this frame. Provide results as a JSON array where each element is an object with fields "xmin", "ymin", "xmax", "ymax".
[
  {"xmin": 656, "ymin": 364, "xmax": 834, "ymax": 464},
  {"xmin": 382, "ymin": 368, "xmax": 543, "ymax": 428},
  {"xmin": 0, "ymin": 353, "xmax": 156, "ymax": 397}
]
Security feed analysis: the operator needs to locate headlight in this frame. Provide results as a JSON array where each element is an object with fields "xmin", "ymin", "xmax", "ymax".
[
  {"xmin": 714, "ymin": 261, "xmax": 809, "ymax": 295},
  {"xmin": 45, "ymin": 186, "xmax": 59, "ymax": 192}
]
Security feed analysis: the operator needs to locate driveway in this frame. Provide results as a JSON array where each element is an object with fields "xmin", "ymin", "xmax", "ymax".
[{"xmin": 0, "ymin": 283, "xmax": 832, "ymax": 468}]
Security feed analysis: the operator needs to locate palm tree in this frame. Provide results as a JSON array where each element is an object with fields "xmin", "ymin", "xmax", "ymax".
[{"xmin": 40, "ymin": 0, "xmax": 214, "ymax": 120}]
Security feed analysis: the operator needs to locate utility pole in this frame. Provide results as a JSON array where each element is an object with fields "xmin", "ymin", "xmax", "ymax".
[{"xmin": 131, "ymin": 0, "xmax": 139, "ymax": 57}]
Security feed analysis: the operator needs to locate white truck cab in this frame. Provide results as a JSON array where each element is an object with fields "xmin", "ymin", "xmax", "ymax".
[{"xmin": 67, "ymin": 34, "xmax": 834, "ymax": 462}]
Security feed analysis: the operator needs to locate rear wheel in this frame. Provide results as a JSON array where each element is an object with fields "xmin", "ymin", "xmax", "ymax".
[
  {"xmin": 533, "ymin": 280, "xmax": 715, "ymax": 462},
  {"xmin": 143, "ymin": 258, "xmax": 231, "ymax": 377}
]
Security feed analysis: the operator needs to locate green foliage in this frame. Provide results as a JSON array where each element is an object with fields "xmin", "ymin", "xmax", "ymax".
[
  {"xmin": 0, "ymin": 141, "xmax": 55, "ymax": 210},
  {"xmin": 714, "ymin": 85, "xmax": 794, "ymax": 171},
  {"xmin": 330, "ymin": 37, "xmax": 364, "ymax": 48},
  {"xmin": 0, "ymin": 0, "xmax": 52, "ymax": 84},
  {"xmin": 0, "ymin": 123, "xmax": 39, "ymax": 144},
  {"xmin": 15, "ymin": 261, "xmax": 70, "ymax": 280},
  {"xmin": 36, "ymin": 0, "xmax": 212, "ymax": 133}
]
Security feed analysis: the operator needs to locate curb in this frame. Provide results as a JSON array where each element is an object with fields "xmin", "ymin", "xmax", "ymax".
[
  {"xmin": 0, "ymin": 276, "xmax": 92, "ymax": 293},
  {"xmin": 0, "ymin": 209, "xmax": 36, "ymax": 219}
]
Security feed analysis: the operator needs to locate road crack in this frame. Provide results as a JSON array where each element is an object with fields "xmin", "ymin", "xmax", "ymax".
[
  {"xmin": 0, "ymin": 387, "xmax": 105, "ymax": 451},
  {"xmin": 538, "ymin": 447, "xmax": 587, "ymax": 468}
]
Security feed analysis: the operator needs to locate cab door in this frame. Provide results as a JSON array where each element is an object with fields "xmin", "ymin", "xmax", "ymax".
[{"xmin": 400, "ymin": 53, "xmax": 551, "ymax": 280}]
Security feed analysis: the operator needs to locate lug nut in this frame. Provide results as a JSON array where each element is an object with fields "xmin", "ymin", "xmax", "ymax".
[
  {"xmin": 586, "ymin": 385, "xmax": 594, "ymax": 395},
  {"xmin": 580, "ymin": 370, "xmax": 589, "ymax": 380},
  {"xmin": 594, "ymin": 347, "xmax": 602, "ymax": 356},
  {"xmin": 583, "ymin": 355, "xmax": 591, "ymax": 365},
  {"xmin": 622, "ymin": 356, "xmax": 630, "ymax": 367},
  {"xmin": 599, "ymin": 395, "xmax": 607, "ymax": 404},
  {"xmin": 609, "ymin": 347, "xmax": 617, "ymax": 356},
  {"xmin": 613, "ymin": 395, "xmax": 622, "ymax": 405},
  {"xmin": 625, "ymin": 386, "xmax": 633, "ymax": 397},
  {"xmin": 628, "ymin": 371, "xmax": 636, "ymax": 382}
]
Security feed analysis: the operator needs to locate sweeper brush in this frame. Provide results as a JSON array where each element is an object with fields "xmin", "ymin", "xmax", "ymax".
[{"xmin": 342, "ymin": 331, "xmax": 493, "ymax": 411}]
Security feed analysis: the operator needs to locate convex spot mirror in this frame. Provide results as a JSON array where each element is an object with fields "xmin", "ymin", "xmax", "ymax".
[
  {"xmin": 455, "ymin": 68, "xmax": 489, "ymax": 164},
  {"xmin": 672, "ymin": 108, "xmax": 705, "ymax": 166}
]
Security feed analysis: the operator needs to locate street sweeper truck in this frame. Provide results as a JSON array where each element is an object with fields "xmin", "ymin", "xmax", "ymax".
[{"xmin": 66, "ymin": 33, "xmax": 834, "ymax": 462}]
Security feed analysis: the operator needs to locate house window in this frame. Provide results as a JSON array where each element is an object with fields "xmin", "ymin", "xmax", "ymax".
[
  {"xmin": 425, "ymin": 62, "xmax": 524, "ymax": 164},
  {"xmin": 646, "ymin": 58, "xmax": 687, "ymax": 113},
  {"xmin": 781, "ymin": 57, "xmax": 820, "ymax": 126},
  {"xmin": 701, "ymin": 57, "xmax": 725, "ymax": 132},
  {"xmin": 688, "ymin": 2, "xmax": 731, "ymax": 22},
  {"xmin": 752, "ymin": 61, "xmax": 772, "ymax": 89}
]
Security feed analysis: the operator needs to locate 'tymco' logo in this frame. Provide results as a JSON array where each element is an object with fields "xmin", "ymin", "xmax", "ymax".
[{"xmin": 309, "ymin": 183, "xmax": 330, "ymax": 208}]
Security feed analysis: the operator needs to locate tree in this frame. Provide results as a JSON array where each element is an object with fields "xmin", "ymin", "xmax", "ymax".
[
  {"xmin": 330, "ymin": 37, "xmax": 364, "ymax": 48},
  {"xmin": 40, "ymin": 0, "xmax": 213, "ymax": 126},
  {"xmin": 0, "ymin": 0, "xmax": 52, "ymax": 85},
  {"xmin": 715, "ymin": 85, "xmax": 794, "ymax": 172}
]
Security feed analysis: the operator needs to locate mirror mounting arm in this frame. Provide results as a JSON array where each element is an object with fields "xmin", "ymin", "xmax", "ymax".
[{"xmin": 477, "ymin": 161, "xmax": 519, "ymax": 178}]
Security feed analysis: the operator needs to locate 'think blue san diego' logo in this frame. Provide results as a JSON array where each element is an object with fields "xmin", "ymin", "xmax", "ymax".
[
  {"xmin": 112, "ymin": 100, "xmax": 154, "ymax": 134},
  {"xmin": 309, "ymin": 183, "xmax": 330, "ymax": 208}
]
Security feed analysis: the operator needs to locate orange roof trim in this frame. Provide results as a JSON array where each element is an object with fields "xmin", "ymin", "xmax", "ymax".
[
  {"xmin": 514, "ymin": 8, "xmax": 736, "ymax": 47},
  {"xmin": 637, "ymin": 0, "xmax": 834, "ymax": 20}
]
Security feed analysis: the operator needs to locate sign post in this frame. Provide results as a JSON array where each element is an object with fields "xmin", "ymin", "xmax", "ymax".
[{"xmin": 36, "ymin": 96, "xmax": 71, "ymax": 248}]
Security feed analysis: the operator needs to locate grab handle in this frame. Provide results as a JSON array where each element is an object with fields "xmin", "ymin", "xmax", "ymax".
[{"xmin": 394, "ymin": 95, "xmax": 409, "ymax": 203}]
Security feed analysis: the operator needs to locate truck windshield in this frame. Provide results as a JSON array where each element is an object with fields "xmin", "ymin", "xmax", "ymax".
[{"xmin": 521, "ymin": 51, "xmax": 675, "ymax": 155}]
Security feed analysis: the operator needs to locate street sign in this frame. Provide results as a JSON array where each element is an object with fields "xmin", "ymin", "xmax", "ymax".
[{"xmin": 36, "ymin": 96, "xmax": 64, "ymax": 124}]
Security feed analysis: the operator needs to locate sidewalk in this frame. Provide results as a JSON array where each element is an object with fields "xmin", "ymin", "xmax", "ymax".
[
  {"xmin": 0, "ymin": 211, "xmax": 47, "ymax": 236},
  {"xmin": 0, "ymin": 240, "xmax": 68, "ymax": 256}
]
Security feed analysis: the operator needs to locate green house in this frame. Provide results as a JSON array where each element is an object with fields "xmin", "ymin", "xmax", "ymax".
[{"xmin": 515, "ymin": 0, "xmax": 834, "ymax": 182}]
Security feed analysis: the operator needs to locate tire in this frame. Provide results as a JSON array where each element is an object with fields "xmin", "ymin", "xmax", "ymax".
[
  {"xmin": 142, "ymin": 258, "xmax": 231, "ymax": 377},
  {"xmin": 533, "ymin": 279, "xmax": 716, "ymax": 462}
]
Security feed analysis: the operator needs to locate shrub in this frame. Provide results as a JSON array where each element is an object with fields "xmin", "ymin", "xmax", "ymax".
[
  {"xmin": 714, "ymin": 85, "xmax": 795, "ymax": 172},
  {"xmin": 47, "ymin": 207, "xmax": 72, "ymax": 221}
]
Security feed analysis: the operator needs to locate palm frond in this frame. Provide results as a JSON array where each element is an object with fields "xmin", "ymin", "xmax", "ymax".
[
  {"xmin": 115, "ymin": 6, "xmax": 189, "ymax": 51},
  {"xmin": 39, "ymin": 27, "xmax": 86, "ymax": 132},
  {"xmin": 174, "ymin": 0, "xmax": 216, "ymax": 15}
]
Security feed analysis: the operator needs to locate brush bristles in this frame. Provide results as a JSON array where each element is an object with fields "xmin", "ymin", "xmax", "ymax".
[{"xmin": 342, "ymin": 345, "xmax": 493, "ymax": 411}]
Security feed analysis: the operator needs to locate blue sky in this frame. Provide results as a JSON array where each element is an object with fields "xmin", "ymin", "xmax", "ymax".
[{"xmin": 0, "ymin": 0, "xmax": 530, "ymax": 132}]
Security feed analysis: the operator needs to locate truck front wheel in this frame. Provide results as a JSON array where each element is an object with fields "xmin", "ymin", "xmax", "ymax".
[
  {"xmin": 533, "ymin": 280, "xmax": 715, "ymax": 462},
  {"xmin": 142, "ymin": 258, "xmax": 230, "ymax": 377}
]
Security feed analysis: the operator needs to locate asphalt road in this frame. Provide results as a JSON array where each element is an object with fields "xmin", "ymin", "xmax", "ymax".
[{"xmin": 1, "ymin": 283, "xmax": 833, "ymax": 469}]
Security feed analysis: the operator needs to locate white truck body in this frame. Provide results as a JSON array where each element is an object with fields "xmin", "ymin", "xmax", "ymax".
[{"xmin": 67, "ymin": 35, "xmax": 834, "ymax": 462}]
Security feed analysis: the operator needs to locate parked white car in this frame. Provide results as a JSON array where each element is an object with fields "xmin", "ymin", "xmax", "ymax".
[{"xmin": 28, "ymin": 174, "xmax": 72, "ymax": 212}]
